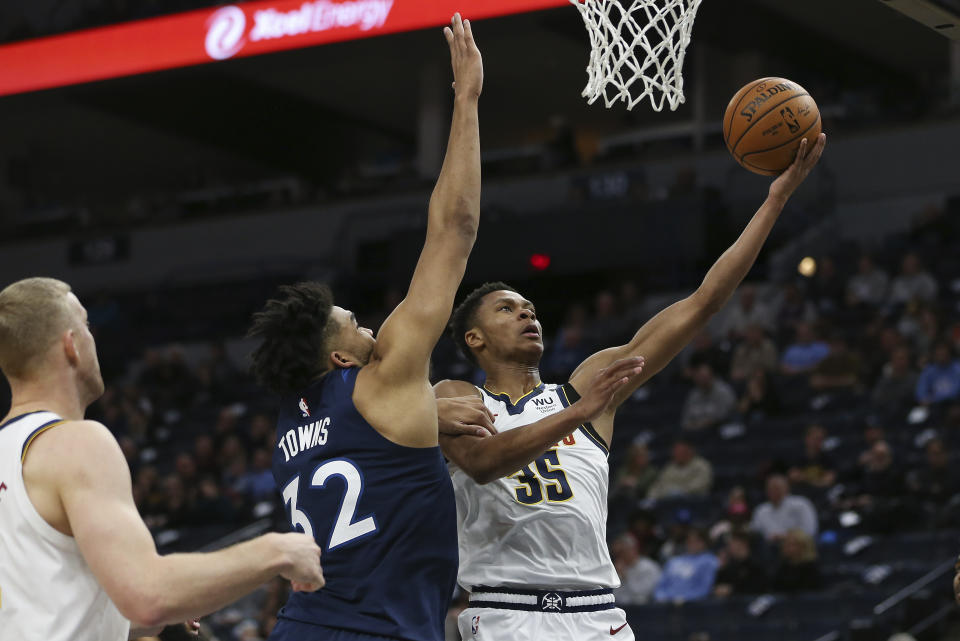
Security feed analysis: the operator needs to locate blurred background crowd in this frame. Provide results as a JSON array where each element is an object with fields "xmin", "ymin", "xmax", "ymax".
[{"xmin": 3, "ymin": 203, "xmax": 958, "ymax": 640}]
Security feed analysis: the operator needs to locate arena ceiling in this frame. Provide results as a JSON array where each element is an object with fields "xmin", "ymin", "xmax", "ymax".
[{"xmin": 0, "ymin": 0, "xmax": 950, "ymax": 210}]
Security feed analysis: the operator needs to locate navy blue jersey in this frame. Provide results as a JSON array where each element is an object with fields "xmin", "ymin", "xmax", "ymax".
[{"xmin": 270, "ymin": 367, "xmax": 458, "ymax": 641}]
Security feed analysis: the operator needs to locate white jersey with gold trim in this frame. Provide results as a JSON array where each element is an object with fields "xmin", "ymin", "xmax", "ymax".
[
  {"xmin": 451, "ymin": 382, "xmax": 619, "ymax": 590},
  {"xmin": 0, "ymin": 411, "xmax": 130, "ymax": 641}
]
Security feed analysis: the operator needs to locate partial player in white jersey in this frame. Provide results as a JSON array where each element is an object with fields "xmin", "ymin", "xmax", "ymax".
[
  {"xmin": 0, "ymin": 277, "xmax": 324, "ymax": 641},
  {"xmin": 436, "ymin": 134, "xmax": 826, "ymax": 641}
]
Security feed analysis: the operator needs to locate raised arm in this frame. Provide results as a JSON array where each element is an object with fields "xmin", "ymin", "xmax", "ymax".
[
  {"xmin": 34, "ymin": 421, "xmax": 323, "ymax": 628},
  {"xmin": 436, "ymin": 357, "xmax": 643, "ymax": 483},
  {"xmin": 368, "ymin": 14, "xmax": 483, "ymax": 384},
  {"xmin": 570, "ymin": 135, "xmax": 827, "ymax": 420}
]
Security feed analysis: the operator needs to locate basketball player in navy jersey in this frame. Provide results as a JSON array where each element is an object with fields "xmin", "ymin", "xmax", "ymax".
[
  {"xmin": 436, "ymin": 134, "xmax": 826, "ymax": 640},
  {"xmin": 247, "ymin": 14, "xmax": 486, "ymax": 641}
]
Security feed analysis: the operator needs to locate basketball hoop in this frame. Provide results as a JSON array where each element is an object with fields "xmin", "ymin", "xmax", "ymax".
[{"xmin": 571, "ymin": 0, "xmax": 704, "ymax": 112}]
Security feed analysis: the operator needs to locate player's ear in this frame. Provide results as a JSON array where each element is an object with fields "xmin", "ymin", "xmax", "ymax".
[
  {"xmin": 329, "ymin": 350, "xmax": 360, "ymax": 369},
  {"xmin": 62, "ymin": 329, "xmax": 80, "ymax": 366},
  {"xmin": 464, "ymin": 328, "xmax": 485, "ymax": 351}
]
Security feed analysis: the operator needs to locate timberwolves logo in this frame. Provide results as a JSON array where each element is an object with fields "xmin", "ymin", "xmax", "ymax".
[
  {"xmin": 541, "ymin": 592, "xmax": 563, "ymax": 612},
  {"xmin": 471, "ymin": 615, "xmax": 481, "ymax": 635},
  {"xmin": 299, "ymin": 398, "xmax": 311, "ymax": 418}
]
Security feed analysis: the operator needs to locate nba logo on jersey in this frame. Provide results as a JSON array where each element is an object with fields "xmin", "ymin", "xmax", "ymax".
[
  {"xmin": 299, "ymin": 398, "xmax": 310, "ymax": 417},
  {"xmin": 0, "ymin": 481, "xmax": 7, "ymax": 502},
  {"xmin": 471, "ymin": 615, "xmax": 481, "ymax": 634}
]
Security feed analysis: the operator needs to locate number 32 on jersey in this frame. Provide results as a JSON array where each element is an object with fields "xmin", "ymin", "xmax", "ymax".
[
  {"xmin": 282, "ymin": 458, "xmax": 379, "ymax": 550},
  {"xmin": 508, "ymin": 450, "xmax": 573, "ymax": 506}
]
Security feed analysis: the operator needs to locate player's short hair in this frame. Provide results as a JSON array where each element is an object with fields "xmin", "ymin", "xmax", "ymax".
[
  {"xmin": 248, "ymin": 282, "xmax": 338, "ymax": 395},
  {"xmin": 449, "ymin": 282, "xmax": 517, "ymax": 365},
  {"xmin": 0, "ymin": 278, "xmax": 73, "ymax": 379}
]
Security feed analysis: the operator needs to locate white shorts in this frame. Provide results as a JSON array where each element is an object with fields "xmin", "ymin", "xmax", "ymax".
[{"xmin": 457, "ymin": 606, "xmax": 635, "ymax": 641}]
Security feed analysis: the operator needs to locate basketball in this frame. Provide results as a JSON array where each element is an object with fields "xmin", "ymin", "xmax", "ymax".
[{"xmin": 723, "ymin": 77, "xmax": 822, "ymax": 176}]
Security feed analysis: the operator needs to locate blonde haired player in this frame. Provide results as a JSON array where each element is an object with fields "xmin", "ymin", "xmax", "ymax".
[
  {"xmin": 438, "ymin": 135, "xmax": 826, "ymax": 640},
  {"xmin": 0, "ymin": 277, "xmax": 324, "ymax": 641}
]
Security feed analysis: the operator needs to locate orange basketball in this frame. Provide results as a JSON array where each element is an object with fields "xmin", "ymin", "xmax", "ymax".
[{"xmin": 723, "ymin": 77, "xmax": 821, "ymax": 176}]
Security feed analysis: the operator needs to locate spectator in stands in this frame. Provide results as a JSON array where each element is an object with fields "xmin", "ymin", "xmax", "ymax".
[
  {"xmin": 871, "ymin": 346, "xmax": 918, "ymax": 420},
  {"xmin": 713, "ymin": 531, "xmax": 767, "ymax": 597},
  {"xmin": 906, "ymin": 437, "xmax": 958, "ymax": 512},
  {"xmin": 613, "ymin": 440, "xmax": 658, "ymax": 502},
  {"xmin": 584, "ymin": 290, "xmax": 629, "ymax": 350},
  {"xmin": 681, "ymin": 363, "xmax": 737, "ymax": 431},
  {"xmin": 915, "ymin": 341, "xmax": 960, "ymax": 405},
  {"xmin": 542, "ymin": 304, "xmax": 591, "ymax": 379},
  {"xmin": 729, "ymin": 324, "xmax": 779, "ymax": 382},
  {"xmin": 709, "ymin": 487, "xmax": 752, "ymax": 544},
  {"xmin": 847, "ymin": 253, "xmax": 889, "ymax": 308},
  {"xmin": 774, "ymin": 282, "xmax": 818, "ymax": 340},
  {"xmin": 849, "ymin": 440, "xmax": 909, "ymax": 533},
  {"xmin": 888, "ymin": 252, "xmax": 938, "ymax": 306},
  {"xmin": 809, "ymin": 331, "xmax": 863, "ymax": 391},
  {"xmin": 194, "ymin": 434, "xmax": 219, "ymax": 478},
  {"xmin": 239, "ymin": 448, "xmax": 277, "ymax": 502},
  {"xmin": 722, "ymin": 285, "xmax": 773, "ymax": 339},
  {"xmin": 192, "ymin": 475, "xmax": 239, "ymax": 526},
  {"xmin": 788, "ymin": 424, "xmax": 837, "ymax": 492},
  {"xmin": 771, "ymin": 529, "xmax": 822, "ymax": 593},
  {"xmin": 627, "ymin": 509, "xmax": 664, "ymax": 559},
  {"xmin": 737, "ymin": 369, "xmax": 780, "ymax": 422},
  {"xmin": 248, "ymin": 413, "xmax": 276, "ymax": 452},
  {"xmin": 653, "ymin": 528, "xmax": 719, "ymax": 604},
  {"xmin": 682, "ymin": 331, "xmax": 730, "ymax": 381},
  {"xmin": 659, "ymin": 509, "xmax": 693, "ymax": 561},
  {"xmin": 648, "ymin": 440, "xmax": 714, "ymax": 500},
  {"xmin": 781, "ymin": 322, "xmax": 830, "ymax": 375},
  {"xmin": 751, "ymin": 475, "xmax": 818, "ymax": 542},
  {"xmin": 808, "ymin": 256, "xmax": 845, "ymax": 315},
  {"xmin": 856, "ymin": 419, "xmax": 887, "ymax": 468},
  {"xmin": 611, "ymin": 534, "xmax": 662, "ymax": 605}
]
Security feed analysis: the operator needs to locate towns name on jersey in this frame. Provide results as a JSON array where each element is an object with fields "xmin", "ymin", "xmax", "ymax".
[{"xmin": 277, "ymin": 417, "xmax": 330, "ymax": 462}]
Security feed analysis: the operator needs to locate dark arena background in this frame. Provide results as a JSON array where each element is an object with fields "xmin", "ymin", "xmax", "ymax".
[{"xmin": 2, "ymin": 0, "xmax": 960, "ymax": 639}]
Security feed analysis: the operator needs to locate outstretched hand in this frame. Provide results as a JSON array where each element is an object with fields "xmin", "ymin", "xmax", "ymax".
[
  {"xmin": 438, "ymin": 396, "xmax": 498, "ymax": 437},
  {"xmin": 572, "ymin": 357, "xmax": 645, "ymax": 423},
  {"xmin": 769, "ymin": 133, "xmax": 827, "ymax": 201},
  {"xmin": 443, "ymin": 13, "xmax": 483, "ymax": 99}
]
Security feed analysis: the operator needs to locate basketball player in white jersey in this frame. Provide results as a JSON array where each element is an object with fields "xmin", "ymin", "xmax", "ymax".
[
  {"xmin": 0, "ymin": 277, "xmax": 325, "ymax": 641},
  {"xmin": 437, "ymin": 134, "xmax": 826, "ymax": 640}
]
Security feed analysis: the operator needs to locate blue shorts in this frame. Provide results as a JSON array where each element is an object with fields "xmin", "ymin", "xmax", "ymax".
[{"xmin": 269, "ymin": 618, "xmax": 399, "ymax": 641}]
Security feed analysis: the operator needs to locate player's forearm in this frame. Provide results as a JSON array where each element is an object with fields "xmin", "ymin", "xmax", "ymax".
[
  {"xmin": 693, "ymin": 193, "xmax": 787, "ymax": 312},
  {"xmin": 428, "ymin": 95, "xmax": 481, "ymax": 237},
  {"xmin": 453, "ymin": 404, "xmax": 588, "ymax": 484},
  {"xmin": 137, "ymin": 534, "xmax": 288, "ymax": 626}
]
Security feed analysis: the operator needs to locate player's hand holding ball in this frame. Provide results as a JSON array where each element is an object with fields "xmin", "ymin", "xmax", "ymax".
[
  {"xmin": 444, "ymin": 13, "xmax": 483, "ymax": 100},
  {"xmin": 275, "ymin": 532, "xmax": 325, "ymax": 592},
  {"xmin": 768, "ymin": 133, "xmax": 827, "ymax": 202},
  {"xmin": 572, "ymin": 356, "xmax": 645, "ymax": 423}
]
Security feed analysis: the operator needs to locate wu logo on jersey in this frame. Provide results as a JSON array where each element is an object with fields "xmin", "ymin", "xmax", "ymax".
[
  {"xmin": 532, "ymin": 397, "xmax": 555, "ymax": 413},
  {"xmin": 299, "ymin": 398, "xmax": 311, "ymax": 417}
]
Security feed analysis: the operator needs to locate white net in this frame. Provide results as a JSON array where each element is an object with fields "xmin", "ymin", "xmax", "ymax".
[{"xmin": 571, "ymin": 0, "xmax": 704, "ymax": 112}]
